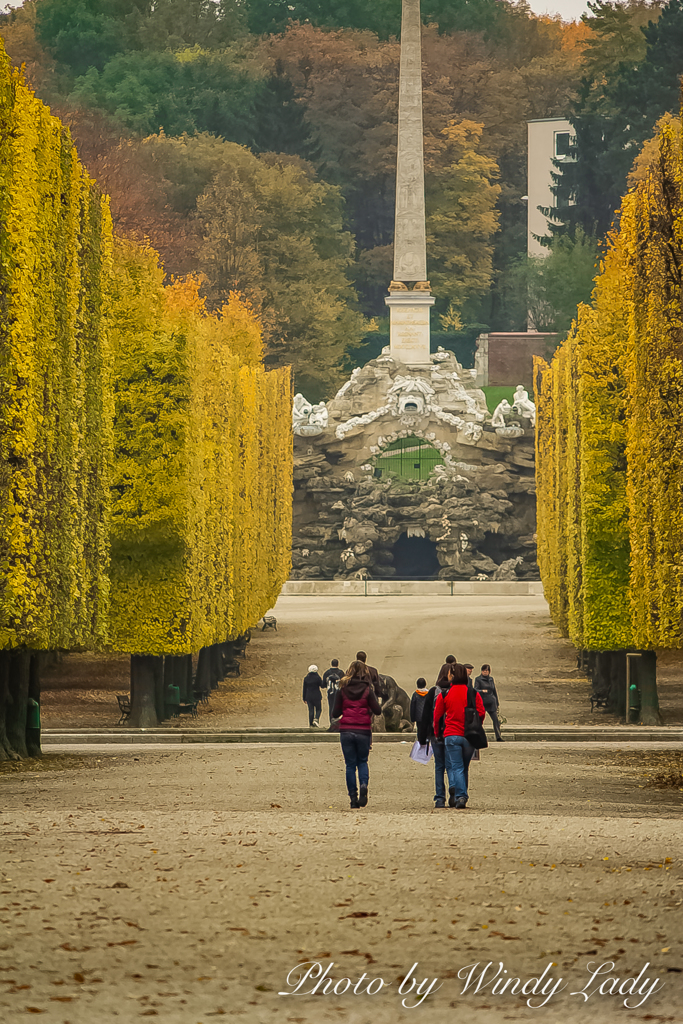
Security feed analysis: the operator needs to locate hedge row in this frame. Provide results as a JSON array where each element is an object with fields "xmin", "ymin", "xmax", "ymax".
[
  {"xmin": 0, "ymin": 45, "xmax": 112, "ymax": 653},
  {"xmin": 0, "ymin": 47, "xmax": 292, "ymax": 667},
  {"xmin": 108, "ymin": 245, "xmax": 291, "ymax": 654},
  {"xmin": 534, "ymin": 117, "xmax": 683, "ymax": 651}
]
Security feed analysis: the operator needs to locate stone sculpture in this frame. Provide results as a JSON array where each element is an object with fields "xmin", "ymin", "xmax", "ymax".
[
  {"xmin": 512, "ymin": 385, "xmax": 536, "ymax": 426},
  {"xmin": 373, "ymin": 674, "xmax": 413, "ymax": 733},
  {"xmin": 491, "ymin": 398, "xmax": 512, "ymax": 427}
]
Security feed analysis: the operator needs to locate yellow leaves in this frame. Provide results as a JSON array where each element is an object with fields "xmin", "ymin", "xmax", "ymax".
[
  {"xmin": 534, "ymin": 109, "xmax": 683, "ymax": 652},
  {"xmin": 108, "ymin": 241, "xmax": 291, "ymax": 653}
]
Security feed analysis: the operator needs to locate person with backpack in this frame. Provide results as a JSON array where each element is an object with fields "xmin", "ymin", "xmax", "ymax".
[
  {"xmin": 419, "ymin": 662, "xmax": 454, "ymax": 809},
  {"xmin": 332, "ymin": 660, "xmax": 383, "ymax": 809},
  {"xmin": 302, "ymin": 665, "xmax": 325, "ymax": 728},
  {"xmin": 409, "ymin": 678, "xmax": 429, "ymax": 729},
  {"xmin": 433, "ymin": 663, "xmax": 486, "ymax": 808},
  {"xmin": 323, "ymin": 659, "xmax": 344, "ymax": 725}
]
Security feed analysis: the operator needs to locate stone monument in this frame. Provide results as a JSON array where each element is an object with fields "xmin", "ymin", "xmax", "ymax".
[{"xmin": 385, "ymin": 0, "xmax": 435, "ymax": 366}]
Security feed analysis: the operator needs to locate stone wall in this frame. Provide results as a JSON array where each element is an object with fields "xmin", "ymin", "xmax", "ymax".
[{"xmin": 475, "ymin": 332, "xmax": 557, "ymax": 388}]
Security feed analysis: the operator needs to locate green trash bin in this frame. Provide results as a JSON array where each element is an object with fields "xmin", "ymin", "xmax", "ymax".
[
  {"xmin": 628, "ymin": 682, "xmax": 641, "ymax": 723},
  {"xmin": 165, "ymin": 684, "xmax": 180, "ymax": 719},
  {"xmin": 27, "ymin": 698, "xmax": 41, "ymax": 730}
]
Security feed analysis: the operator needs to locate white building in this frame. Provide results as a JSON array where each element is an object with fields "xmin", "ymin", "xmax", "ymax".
[{"xmin": 527, "ymin": 117, "xmax": 575, "ymax": 257}]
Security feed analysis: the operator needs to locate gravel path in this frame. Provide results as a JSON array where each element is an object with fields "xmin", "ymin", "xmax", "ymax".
[{"xmin": 1, "ymin": 743, "xmax": 682, "ymax": 1023}]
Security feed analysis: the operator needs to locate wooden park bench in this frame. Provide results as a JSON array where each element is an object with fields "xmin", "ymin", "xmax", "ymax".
[
  {"xmin": 590, "ymin": 692, "xmax": 609, "ymax": 712},
  {"xmin": 177, "ymin": 701, "xmax": 198, "ymax": 718},
  {"xmin": 261, "ymin": 615, "xmax": 277, "ymax": 632},
  {"xmin": 116, "ymin": 694, "xmax": 131, "ymax": 725},
  {"xmin": 223, "ymin": 661, "xmax": 240, "ymax": 677}
]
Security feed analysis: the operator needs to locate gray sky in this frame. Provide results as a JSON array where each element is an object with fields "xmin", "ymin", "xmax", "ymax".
[
  {"xmin": 527, "ymin": 0, "xmax": 589, "ymax": 19},
  {"xmin": 2, "ymin": 0, "xmax": 591, "ymax": 21}
]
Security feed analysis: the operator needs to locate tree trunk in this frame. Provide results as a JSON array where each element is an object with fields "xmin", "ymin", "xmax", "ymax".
[
  {"xmin": 26, "ymin": 651, "xmax": 42, "ymax": 758},
  {"xmin": 159, "ymin": 657, "xmax": 173, "ymax": 722},
  {"xmin": 608, "ymin": 650, "xmax": 626, "ymax": 717},
  {"xmin": 129, "ymin": 655, "xmax": 160, "ymax": 729},
  {"xmin": 184, "ymin": 654, "xmax": 194, "ymax": 702},
  {"xmin": 210, "ymin": 644, "xmax": 223, "ymax": 689},
  {"xmin": 195, "ymin": 647, "xmax": 210, "ymax": 699},
  {"xmin": 592, "ymin": 652, "xmax": 612, "ymax": 707},
  {"xmin": 637, "ymin": 651, "xmax": 661, "ymax": 726},
  {"xmin": 0, "ymin": 651, "xmax": 19, "ymax": 761},
  {"xmin": 6, "ymin": 650, "xmax": 31, "ymax": 758}
]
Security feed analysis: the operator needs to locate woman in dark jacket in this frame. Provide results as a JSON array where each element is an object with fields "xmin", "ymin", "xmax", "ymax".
[
  {"xmin": 474, "ymin": 664, "xmax": 503, "ymax": 741},
  {"xmin": 302, "ymin": 665, "xmax": 325, "ymax": 728},
  {"xmin": 433, "ymin": 663, "xmax": 485, "ymax": 808},
  {"xmin": 332, "ymin": 660, "xmax": 382, "ymax": 809}
]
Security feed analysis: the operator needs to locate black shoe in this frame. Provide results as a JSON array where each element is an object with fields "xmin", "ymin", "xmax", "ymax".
[
  {"xmin": 496, "ymin": 736, "xmax": 504, "ymax": 742},
  {"xmin": 455, "ymin": 797, "xmax": 468, "ymax": 809},
  {"xmin": 434, "ymin": 800, "xmax": 446, "ymax": 809},
  {"xmin": 350, "ymin": 797, "xmax": 360, "ymax": 809},
  {"xmin": 448, "ymin": 786, "xmax": 456, "ymax": 807},
  {"xmin": 359, "ymin": 784, "xmax": 368, "ymax": 807}
]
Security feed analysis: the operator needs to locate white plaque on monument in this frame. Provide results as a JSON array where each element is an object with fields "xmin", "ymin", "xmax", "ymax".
[{"xmin": 386, "ymin": 291, "xmax": 435, "ymax": 365}]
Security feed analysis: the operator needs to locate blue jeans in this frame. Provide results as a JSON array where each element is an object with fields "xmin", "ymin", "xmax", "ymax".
[
  {"xmin": 444, "ymin": 734, "xmax": 475, "ymax": 801},
  {"xmin": 432, "ymin": 738, "xmax": 446, "ymax": 804},
  {"xmin": 340, "ymin": 731, "xmax": 371, "ymax": 798}
]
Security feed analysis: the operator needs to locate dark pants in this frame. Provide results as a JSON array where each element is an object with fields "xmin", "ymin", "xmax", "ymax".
[
  {"xmin": 444, "ymin": 734, "xmax": 475, "ymax": 801},
  {"xmin": 432, "ymin": 737, "xmax": 446, "ymax": 804},
  {"xmin": 483, "ymin": 698, "xmax": 502, "ymax": 740},
  {"xmin": 327, "ymin": 691, "xmax": 337, "ymax": 723},
  {"xmin": 340, "ymin": 730, "xmax": 371, "ymax": 798},
  {"xmin": 306, "ymin": 697, "xmax": 321, "ymax": 726}
]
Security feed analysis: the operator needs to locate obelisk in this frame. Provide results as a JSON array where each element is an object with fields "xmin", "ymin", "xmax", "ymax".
[{"xmin": 385, "ymin": 0, "xmax": 434, "ymax": 365}]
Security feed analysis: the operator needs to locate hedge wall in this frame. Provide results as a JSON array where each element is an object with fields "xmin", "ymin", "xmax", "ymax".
[
  {"xmin": 108, "ymin": 242, "xmax": 292, "ymax": 655},
  {"xmin": 534, "ymin": 118, "xmax": 683, "ymax": 652},
  {"xmin": 0, "ymin": 43, "xmax": 112, "ymax": 653}
]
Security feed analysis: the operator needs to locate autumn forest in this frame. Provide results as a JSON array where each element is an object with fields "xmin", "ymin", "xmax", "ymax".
[{"xmin": 1, "ymin": 0, "xmax": 680, "ymax": 397}]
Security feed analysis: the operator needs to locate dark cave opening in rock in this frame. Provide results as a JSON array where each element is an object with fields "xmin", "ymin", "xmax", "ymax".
[{"xmin": 392, "ymin": 533, "xmax": 441, "ymax": 579}]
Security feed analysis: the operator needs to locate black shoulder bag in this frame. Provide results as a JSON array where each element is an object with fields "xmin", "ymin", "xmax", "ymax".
[{"xmin": 464, "ymin": 686, "xmax": 489, "ymax": 749}]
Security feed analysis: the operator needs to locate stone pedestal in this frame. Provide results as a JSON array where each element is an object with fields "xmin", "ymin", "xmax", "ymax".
[{"xmin": 385, "ymin": 290, "xmax": 435, "ymax": 365}]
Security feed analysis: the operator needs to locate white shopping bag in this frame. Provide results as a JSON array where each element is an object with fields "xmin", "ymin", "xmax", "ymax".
[{"xmin": 409, "ymin": 740, "xmax": 433, "ymax": 764}]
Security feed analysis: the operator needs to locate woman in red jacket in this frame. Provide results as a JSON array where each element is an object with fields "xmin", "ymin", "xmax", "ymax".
[
  {"xmin": 332, "ymin": 660, "xmax": 383, "ymax": 809},
  {"xmin": 433, "ymin": 663, "xmax": 486, "ymax": 809}
]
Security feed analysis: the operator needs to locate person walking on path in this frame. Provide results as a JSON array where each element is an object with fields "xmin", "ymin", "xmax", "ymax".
[
  {"xmin": 474, "ymin": 664, "xmax": 504, "ymax": 741},
  {"xmin": 332, "ymin": 660, "xmax": 382, "ymax": 809},
  {"xmin": 419, "ymin": 662, "xmax": 455, "ymax": 808},
  {"xmin": 434, "ymin": 663, "xmax": 486, "ymax": 809},
  {"xmin": 356, "ymin": 651, "xmax": 381, "ymax": 696},
  {"xmin": 435, "ymin": 655, "xmax": 456, "ymax": 688},
  {"xmin": 323, "ymin": 659, "xmax": 344, "ymax": 724},
  {"xmin": 410, "ymin": 678, "xmax": 430, "ymax": 729},
  {"xmin": 302, "ymin": 665, "xmax": 325, "ymax": 728}
]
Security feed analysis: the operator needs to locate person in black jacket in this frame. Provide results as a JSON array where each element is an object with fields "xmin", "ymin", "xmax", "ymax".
[
  {"xmin": 474, "ymin": 664, "xmax": 503, "ymax": 741},
  {"xmin": 323, "ymin": 659, "xmax": 344, "ymax": 724},
  {"xmin": 302, "ymin": 665, "xmax": 325, "ymax": 728},
  {"xmin": 409, "ymin": 678, "xmax": 429, "ymax": 729},
  {"xmin": 418, "ymin": 664, "xmax": 454, "ymax": 808}
]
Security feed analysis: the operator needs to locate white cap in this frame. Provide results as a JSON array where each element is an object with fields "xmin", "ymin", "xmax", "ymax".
[{"xmin": 308, "ymin": 664, "xmax": 318, "ymax": 673}]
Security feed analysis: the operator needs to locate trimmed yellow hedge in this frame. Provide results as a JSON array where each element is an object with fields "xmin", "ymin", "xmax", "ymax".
[
  {"xmin": 108, "ymin": 243, "xmax": 292, "ymax": 654},
  {"xmin": 0, "ymin": 47, "xmax": 292, "ymax": 660},
  {"xmin": 535, "ymin": 120, "xmax": 683, "ymax": 651},
  {"xmin": 0, "ymin": 44, "xmax": 112, "ymax": 651}
]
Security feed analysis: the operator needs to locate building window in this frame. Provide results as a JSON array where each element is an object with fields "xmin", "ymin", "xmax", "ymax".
[{"xmin": 554, "ymin": 131, "xmax": 575, "ymax": 158}]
